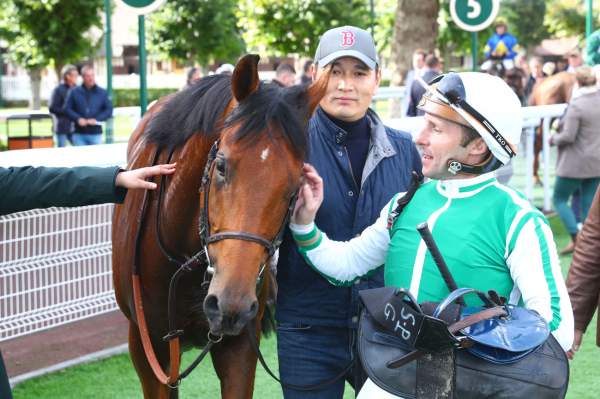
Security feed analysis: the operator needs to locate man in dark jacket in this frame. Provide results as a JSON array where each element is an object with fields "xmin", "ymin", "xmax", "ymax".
[
  {"xmin": 64, "ymin": 65, "xmax": 113, "ymax": 146},
  {"xmin": 407, "ymin": 54, "xmax": 441, "ymax": 117},
  {"xmin": 49, "ymin": 65, "xmax": 78, "ymax": 147},
  {"xmin": 275, "ymin": 26, "xmax": 422, "ymax": 398},
  {"xmin": 0, "ymin": 162, "xmax": 175, "ymax": 398}
]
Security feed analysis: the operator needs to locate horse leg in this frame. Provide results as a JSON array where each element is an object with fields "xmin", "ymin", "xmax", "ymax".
[
  {"xmin": 128, "ymin": 322, "xmax": 179, "ymax": 399},
  {"xmin": 211, "ymin": 327, "xmax": 259, "ymax": 399}
]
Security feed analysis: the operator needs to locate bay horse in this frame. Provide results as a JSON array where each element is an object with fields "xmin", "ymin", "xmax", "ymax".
[
  {"xmin": 528, "ymin": 71, "xmax": 576, "ymax": 183},
  {"xmin": 112, "ymin": 54, "xmax": 327, "ymax": 398}
]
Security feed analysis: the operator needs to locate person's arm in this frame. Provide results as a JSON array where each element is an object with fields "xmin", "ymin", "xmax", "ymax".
[
  {"xmin": 507, "ymin": 212, "xmax": 574, "ymax": 352},
  {"xmin": 0, "ymin": 164, "xmax": 175, "ymax": 215},
  {"xmin": 566, "ymin": 187, "xmax": 600, "ymax": 353},
  {"xmin": 48, "ymin": 87, "xmax": 64, "ymax": 116},
  {"xmin": 289, "ymin": 163, "xmax": 395, "ymax": 285},
  {"xmin": 95, "ymin": 91, "xmax": 113, "ymax": 122},
  {"xmin": 507, "ymin": 35, "xmax": 519, "ymax": 59},
  {"xmin": 290, "ymin": 198, "xmax": 394, "ymax": 285},
  {"xmin": 551, "ymin": 102, "xmax": 580, "ymax": 146},
  {"xmin": 484, "ymin": 37, "xmax": 493, "ymax": 58},
  {"xmin": 64, "ymin": 89, "xmax": 83, "ymax": 122}
]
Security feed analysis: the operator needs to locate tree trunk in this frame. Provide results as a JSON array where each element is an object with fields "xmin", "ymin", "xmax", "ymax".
[
  {"xmin": 28, "ymin": 67, "xmax": 42, "ymax": 110},
  {"xmin": 390, "ymin": 0, "xmax": 439, "ymax": 116}
]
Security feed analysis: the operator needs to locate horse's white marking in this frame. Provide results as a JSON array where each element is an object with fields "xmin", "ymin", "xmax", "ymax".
[{"xmin": 260, "ymin": 147, "xmax": 270, "ymax": 162}]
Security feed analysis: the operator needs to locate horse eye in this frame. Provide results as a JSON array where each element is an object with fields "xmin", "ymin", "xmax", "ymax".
[{"xmin": 215, "ymin": 158, "xmax": 226, "ymax": 176}]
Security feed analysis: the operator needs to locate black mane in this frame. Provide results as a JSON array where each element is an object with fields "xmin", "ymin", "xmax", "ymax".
[{"xmin": 145, "ymin": 74, "xmax": 310, "ymax": 158}]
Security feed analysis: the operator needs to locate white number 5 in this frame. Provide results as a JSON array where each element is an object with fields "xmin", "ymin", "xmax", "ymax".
[{"xmin": 467, "ymin": 0, "xmax": 481, "ymax": 18}]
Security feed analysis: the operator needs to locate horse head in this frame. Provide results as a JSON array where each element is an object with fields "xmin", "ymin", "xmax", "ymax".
[{"xmin": 201, "ymin": 55, "xmax": 327, "ymax": 336}]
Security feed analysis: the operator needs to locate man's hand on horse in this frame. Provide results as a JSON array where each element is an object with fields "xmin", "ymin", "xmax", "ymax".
[
  {"xmin": 115, "ymin": 163, "xmax": 177, "ymax": 190},
  {"xmin": 567, "ymin": 329, "xmax": 584, "ymax": 360},
  {"xmin": 291, "ymin": 163, "xmax": 323, "ymax": 226}
]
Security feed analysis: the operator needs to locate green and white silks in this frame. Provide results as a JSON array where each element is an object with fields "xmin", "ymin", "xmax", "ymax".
[{"xmin": 291, "ymin": 173, "xmax": 574, "ymax": 351}]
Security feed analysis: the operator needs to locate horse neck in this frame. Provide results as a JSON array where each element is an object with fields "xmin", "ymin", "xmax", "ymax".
[{"xmin": 159, "ymin": 133, "xmax": 216, "ymax": 256}]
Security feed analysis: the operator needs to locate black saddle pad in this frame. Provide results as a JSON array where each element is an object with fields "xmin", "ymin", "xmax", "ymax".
[{"xmin": 358, "ymin": 310, "xmax": 569, "ymax": 399}]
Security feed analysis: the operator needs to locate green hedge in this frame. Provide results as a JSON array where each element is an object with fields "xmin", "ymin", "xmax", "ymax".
[{"xmin": 112, "ymin": 88, "xmax": 178, "ymax": 107}]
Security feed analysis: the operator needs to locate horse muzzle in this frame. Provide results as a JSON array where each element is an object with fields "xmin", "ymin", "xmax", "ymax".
[{"xmin": 203, "ymin": 293, "xmax": 258, "ymax": 336}]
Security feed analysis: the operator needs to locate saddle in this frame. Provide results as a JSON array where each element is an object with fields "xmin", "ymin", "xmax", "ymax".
[{"xmin": 358, "ymin": 286, "xmax": 569, "ymax": 399}]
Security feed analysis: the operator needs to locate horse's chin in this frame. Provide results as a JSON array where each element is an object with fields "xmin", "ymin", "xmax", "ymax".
[{"xmin": 208, "ymin": 320, "xmax": 247, "ymax": 337}]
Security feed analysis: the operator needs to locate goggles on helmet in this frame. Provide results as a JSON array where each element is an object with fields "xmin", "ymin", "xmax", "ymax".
[{"xmin": 419, "ymin": 73, "xmax": 516, "ymax": 160}]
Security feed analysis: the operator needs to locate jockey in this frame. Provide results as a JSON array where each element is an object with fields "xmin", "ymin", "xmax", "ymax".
[
  {"xmin": 483, "ymin": 20, "xmax": 520, "ymax": 70},
  {"xmin": 289, "ymin": 72, "xmax": 574, "ymax": 398}
]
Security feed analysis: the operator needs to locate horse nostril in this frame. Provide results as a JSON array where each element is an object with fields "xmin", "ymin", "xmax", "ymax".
[
  {"xmin": 249, "ymin": 300, "xmax": 258, "ymax": 317},
  {"xmin": 204, "ymin": 294, "xmax": 220, "ymax": 317}
]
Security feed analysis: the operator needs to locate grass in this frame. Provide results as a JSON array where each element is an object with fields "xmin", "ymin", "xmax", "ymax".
[{"xmin": 11, "ymin": 215, "xmax": 598, "ymax": 398}]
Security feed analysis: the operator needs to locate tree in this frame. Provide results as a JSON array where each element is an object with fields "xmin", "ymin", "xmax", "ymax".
[
  {"xmin": 149, "ymin": 0, "xmax": 245, "ymax": 68},
  {"xmin": 0, "ymin": 0, "xmax": 104, "ymax": 108},
  {"xmin": 391, "ymin": 0, "xmax": 439, "ymax": 86},
  {"xmin": 238, "ymin": 0, "xmax": 370, "ymax": 57},
  {"xmin": 501, "ymin": 0, "xmax": 548, "ymax": 54}
]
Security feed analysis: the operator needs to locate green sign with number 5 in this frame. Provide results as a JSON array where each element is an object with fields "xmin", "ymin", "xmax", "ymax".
[{"xmin": 450, "ymin": 0, "xmax": 500, "ymax": 32}]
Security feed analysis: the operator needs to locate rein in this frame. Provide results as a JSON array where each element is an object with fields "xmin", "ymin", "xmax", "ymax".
[{"xmin": 131, "ymin": 138, "xmax": 298, "ymax": 389}]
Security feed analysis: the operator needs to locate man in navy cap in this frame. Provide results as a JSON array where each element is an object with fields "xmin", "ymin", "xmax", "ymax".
[{"xmin": 275, "ymin": 26, "xmax": 421, "ymax": 398}]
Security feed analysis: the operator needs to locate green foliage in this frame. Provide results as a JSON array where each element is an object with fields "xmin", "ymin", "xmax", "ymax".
[
  {"xmin": 112, "ymin": 88, "xmax": 177, "ymax": 107},
  {"xmin": 1, "ymin": 0, "xmax": 103, "ymax": 71},
  {"xmin": 238, "ymin": 0, "xmax": 371, "ymax": 57},
  {"xmin": 501, "ymin": 0, "xmax": 548, "ymax": 50},
  {"xmin": 544, "ymin": 0, "xmax": 586, "ymax": 39},
  {"xmin": 149, "ymin": 0, "xmax": 245, "ymax": 67}
]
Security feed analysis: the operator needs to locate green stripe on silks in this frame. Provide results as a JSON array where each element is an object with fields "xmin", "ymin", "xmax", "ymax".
[
  {"xmin": 533, "ymin": 217, "xmax": 562, "ymax": 331},
  {"xmin": 292, "ymin": 226, "xmax": 321, "ymax": 249}
]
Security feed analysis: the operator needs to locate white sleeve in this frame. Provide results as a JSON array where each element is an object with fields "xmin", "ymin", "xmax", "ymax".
[
  {"xmin": 289, "ymin": 195, "xmax": 401, "ymax": 286},
  {"xmin": 507, "ymin": 215, "xmax": 574, "ymax": 352}
]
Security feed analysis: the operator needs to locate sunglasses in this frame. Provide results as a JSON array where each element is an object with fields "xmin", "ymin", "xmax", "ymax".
[{"xmin": 427, "ymin": 73, "xmax": 515, "ymax": 159}]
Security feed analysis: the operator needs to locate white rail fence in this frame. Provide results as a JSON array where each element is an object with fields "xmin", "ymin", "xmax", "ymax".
[
  {"xmin": 0, "ymin": 145, "xmax": 127, "ymax": 342},
  {"xmin": 0, "ymin": 102, "xmax": 564, "ymax": 343}
]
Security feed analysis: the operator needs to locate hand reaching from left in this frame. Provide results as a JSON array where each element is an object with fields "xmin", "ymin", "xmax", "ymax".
[{"xmin": 115, "ymin": 163, "xmax": 176, "ymax": 190}]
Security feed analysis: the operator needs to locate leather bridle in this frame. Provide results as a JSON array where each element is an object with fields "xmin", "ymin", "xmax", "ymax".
[{"xmin": 132, "ymin": 138, "xmax": 298, "ymax": 389}]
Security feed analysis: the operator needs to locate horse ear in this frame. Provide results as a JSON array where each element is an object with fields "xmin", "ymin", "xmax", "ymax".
[
  {"xmin": 306, "ymin": 67, "xmax": 330, "ymax": 115},
  {"xmin": 232, "ymin": 54, "xmax": 260, "ymax": 102}
]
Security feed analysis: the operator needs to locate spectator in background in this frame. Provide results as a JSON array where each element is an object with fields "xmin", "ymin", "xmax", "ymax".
[
  {"xmin": 566, "ymin": 186, "xmax": 600, "ymax": 360},
  {"xmin": 272, "ymin": 63, "xmax": 296, "ymax": 87},
  {"xmin": 64, "ymin": 65, "xmax": 113, "ymax": 146},
  {"xmin": 300, "ymin": 60, "xmax": 313, "ymax": 85},
  {"xmin": 567, "ymin": 51, "xmax": 584, "ymax": 73},
  {"xmin": 402, "ymin": 49, "xmax": 427, "ymax": 116},
  {"xmin": 550, "ymin": 66, "xmax": 600, "ymax": 254},
  {"xmin": 406, "ymin": 54, "xmax": 441, "ymax": 117},
  {"xmin": 186, "ymin": 67, "xmax": 201, "ymax": 87},
  {"xmin": 524, "ymin": 56, "xmax": 546, "ymax": 104},
  {"xmin": 543, "ymin": 61, "xmax": 557, "ymax": 77},
  {"xmin": 49, "ymin": 64, "xmax": 78, "ymax": 147}
]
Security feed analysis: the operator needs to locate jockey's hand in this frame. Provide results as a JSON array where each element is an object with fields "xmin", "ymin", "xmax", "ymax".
[
  {"xmin": 567, "ymin": 329, "xmax": 584, "ymax": 360},
  {"xmin": 115, "ymin": 163, "xmax": 176, "ymax": 190},
  {"xmin": 291, "ymin": 163, "xmax": 323, "ymax": 226}
]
